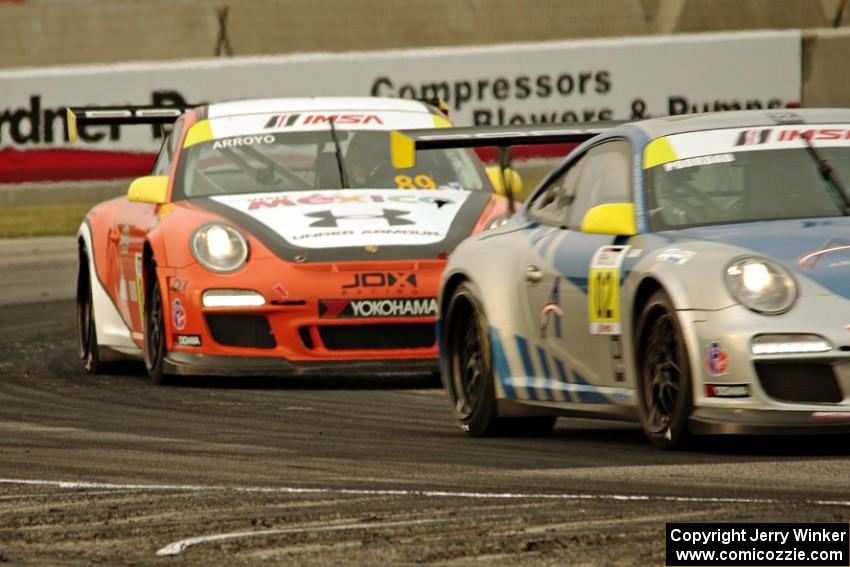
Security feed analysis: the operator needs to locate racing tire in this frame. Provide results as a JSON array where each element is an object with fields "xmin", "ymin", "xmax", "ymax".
[
  {"xmin": 444, "ymin": 281, "xmax": 555, "ymax": 437},
  {"xmin": 635, "ymin": 289, "xmax": 693, "ymax": 450},
  {"xmin": 143, "ymin": 266, "xmax": 170, "ymax": 386},
  {"xmin": 76, "ymin": 248, "xmax": 106, "ymax": 374}
]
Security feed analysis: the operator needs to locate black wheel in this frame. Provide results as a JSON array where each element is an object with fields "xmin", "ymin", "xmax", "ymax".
[
  {"xmin": 444, "ymin": 281, "xmax": 555, "ymax": 437},
  {"xmin": 144, "ymin": 266, "xmax": 169, "ymax": 385},
  {"xmin": 76, "ymin": 248, "xmax": 105, "ymax": 374},
  {"xmin": 635, "ymin": 290, "xmax": 693, "ymax": 449}
]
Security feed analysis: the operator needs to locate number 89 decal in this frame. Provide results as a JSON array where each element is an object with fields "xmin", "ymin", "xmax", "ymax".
[
  {"xmin": 587, "ymin": 245, "xmax": 630, "ymax": 335},
  {"xmin": 395, "ymin": 174, "xmax": 436, "ymax": 190}
]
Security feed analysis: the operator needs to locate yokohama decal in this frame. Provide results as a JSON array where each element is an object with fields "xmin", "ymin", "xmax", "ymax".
[{"xmin": 319, "ymin": 297, "xmax": 438, "ymax": 319}]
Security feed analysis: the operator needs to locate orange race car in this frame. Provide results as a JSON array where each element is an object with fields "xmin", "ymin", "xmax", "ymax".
[{"xmin": 73, "ymin": 97, "xmax": 512, "ymax": 384}]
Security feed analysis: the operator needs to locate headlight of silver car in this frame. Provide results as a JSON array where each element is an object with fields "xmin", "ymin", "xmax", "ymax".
[
  {"xmin": 191, "ymin": 224, "xmax": 248, "ymax": 273},
  {"xmin": 725, "ymin": 257, "xmax": 796, "ymax": 314}
]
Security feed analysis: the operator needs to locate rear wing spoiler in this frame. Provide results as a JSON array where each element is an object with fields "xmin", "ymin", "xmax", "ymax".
[
  {"xmin": 389, "ymin": 121, "xmax": 623, "ymax": 169},
  {"xmin": 390, "ymin": 121, "xmax": 623, "ymax": 211},
  {"xmin": 66, "ymin": 105, "xmax": 191, "ymax": 142}
]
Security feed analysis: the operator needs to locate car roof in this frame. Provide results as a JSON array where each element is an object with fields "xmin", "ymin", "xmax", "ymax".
[
  {"xmin": 206, "ymin": 97, "xmax": 432, "ymax": 119},
  {"xmin": 630, "ymin": 108, "xmax": 850, "ymax": 139}
]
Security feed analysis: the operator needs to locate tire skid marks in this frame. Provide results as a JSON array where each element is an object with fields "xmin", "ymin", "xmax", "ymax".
[{"xmin": 156, "ymin": 518, "xmax": 447, "ymax": 556}]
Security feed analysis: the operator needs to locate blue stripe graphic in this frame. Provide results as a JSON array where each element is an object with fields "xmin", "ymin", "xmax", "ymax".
[
  {"xmin": 514, "ymin": 335, "xmax": 538, "ymax": 401},
  {"xmin": 571, "ymin": 370, "xmax": 609, "ymax": 404},
  {"xmin": 536, "ymin": 346, "xmax": 552, "ymax": 401},
  {"xmin": 488, "ymin": 326, "xmax": 516, "ymax": 399}
]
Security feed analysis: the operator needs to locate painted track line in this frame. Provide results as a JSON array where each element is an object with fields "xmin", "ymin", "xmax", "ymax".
[
  {"xmin": 156, "ymin": 518, "xmax": 446, "ymax": 556},
  {"xmin": 2, "ymin": 477, "xmax": 850, "ymax": 508}
]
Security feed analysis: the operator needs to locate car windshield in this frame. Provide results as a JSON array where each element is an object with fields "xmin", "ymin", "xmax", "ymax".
[
  {"xmin": 175, "ymin": 130, "xmax": 489, "ymax": 198},
  {"xmin": 645, "ymin": 145, "xmax": 850, "ymax": 230}
]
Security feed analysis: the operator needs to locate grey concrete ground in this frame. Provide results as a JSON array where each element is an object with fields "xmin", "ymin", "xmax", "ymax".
[
  {"xmin": 0, "ymin": 236, "xmax": 77, "ymax": 306},
  {"xmin": 0, "ymin": 239, "xmax": 849, "ymax": 565},
  {"xmin": 0, "ymin": 181, "xmax": 128, "ymax": 207}
]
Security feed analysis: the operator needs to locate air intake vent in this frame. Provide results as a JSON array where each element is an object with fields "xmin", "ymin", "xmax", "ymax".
[
  {"xmin": 756, "ymin": 362, "xmax": 842, "ymax": 404},
  {"xmin": 205, "ymin": 314, "xmax": 276, "ymax": 349},
  {"xmin": 318, "ymin": 324, "xmax": 435, "ymax": 350}
]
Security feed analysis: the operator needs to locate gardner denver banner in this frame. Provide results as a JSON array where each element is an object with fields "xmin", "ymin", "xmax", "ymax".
[{"xmin": 0, "ymin": 30, "xmax": 800, "ymax": 183}]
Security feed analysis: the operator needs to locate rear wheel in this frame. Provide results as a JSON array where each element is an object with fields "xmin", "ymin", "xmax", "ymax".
[
  {"xmin": 76, "ymin": 249, "xmax": 104, "ymax": 374},
  {"xmin": 144, "ymin": 268, "xmax": 169, "ymax": 385},
  {"xmin": 635, "ymin": 290, "xmax": 693, "ymax": 449},
  {"xmin": 444, "ymin": 281, "xmax": 555, "ymax": 437}
]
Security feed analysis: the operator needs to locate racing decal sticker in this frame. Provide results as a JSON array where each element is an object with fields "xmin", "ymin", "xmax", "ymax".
[
  {"xmin": 394, "ymin": 174, "xmax": 435, "ymax": 190},
  {"xmin": 341, "ymin": 272, "xmax": 417, "ymax": 293},
  {"xmin": 705, "ymin": 383, "xmax": 749, "ymax": 398},
  {"xmin": 319, "ymin": 297, "xmax": 437, "ymax": 319},
  {"xmin": 305, "ymin": 208, "xmax": 414, "ymax": 228},
  {"xmin": 246, "ymin": 192, "xmax": 456, "ymax": 210},
  {"xmin": 134, "ymin": 253, "xmax": 144, "ymax": 324},
  {"xmin": 662, "ymin": 153, "xmax": 734, "ymax": 172},
  {"xmin": 539, "ymin": 276, "xmax": 563, "ymax": 339},
  {"xmin": 704, "ymin": 341, "xmax": 729, "ymax": 376},
  {"xmin": 609, "ymin": 336, "xmax": 625, "ymax": 382},
  {"xmin": 175, "ymin": 334, "xmax": 202, "ymax": 347},
  {"xmin": 587, "ymin": 245, "xmax": 629, "ymax": 335},
  {"xmin": 119, "ymin": 225, "xmax": 130, "ymax": 255},
  {"xmin": 211, "ymin": 189, "xmax": 469, "ymax": 249},
  {"xmin": 172, "ymin": 298, "xmax": 186, "ymax": 331},
  {"xmin": 263, "ymin": 113, "xmax": 384, "ymax": 129},
  {"xmin": 658, "ymin": 248, "xmax": 696, "ymax": 265},
  {"xmin": 272, "ymin": 282, "xmax": 289, "ymax": 300},
  {"xmin": 212, "ymin": 134, "xmax": 275, "ymax": 150},
  {"xmin": 796, "ymin": 239, "xmax": 850, "ymax": 270},
  {"xmin": 170, "ymin": 278, "xmax": 189, "ymax": 294}
]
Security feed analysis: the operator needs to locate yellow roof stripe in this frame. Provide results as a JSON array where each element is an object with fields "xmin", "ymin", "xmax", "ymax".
[
  {"xmin": 183, "ymin": 119, "xmax": 213, "ymax": 149},
  {"xmin": 390, "ymin": 130, "xmax": 416, "ymax": 169},
  {"xmin": 643, "ymin": 137, "xmax": 677, "ymax": 169},
  {"xmin": 432, "ymin": 114, "xmax": 452, "ymax": 129}
]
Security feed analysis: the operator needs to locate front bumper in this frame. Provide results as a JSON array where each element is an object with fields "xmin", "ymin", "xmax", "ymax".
[
  {"xmin": 680, "ymin": 295, "xmax": 850, "ymax": 431},
  {"xmin": 690, "ymin": 407, "xmax": 850, "ymax": 435},
  {"xmin": 164, "ymin": 351, "xmax": 437, "ymax": 377},
  {"xmin": 159, "ymin": 257, "xmax": 445, "ymax": 370}
]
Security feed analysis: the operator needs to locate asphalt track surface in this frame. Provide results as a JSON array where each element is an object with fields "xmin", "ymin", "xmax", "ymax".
[{"xmin": 2, "ymin": 237, "xmax": 850, "ymax": 566}]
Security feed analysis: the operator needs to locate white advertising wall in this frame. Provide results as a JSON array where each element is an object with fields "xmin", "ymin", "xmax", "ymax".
[{"xmin": 0, "ymin": 30, "xmax": 801, "ymax": 180}]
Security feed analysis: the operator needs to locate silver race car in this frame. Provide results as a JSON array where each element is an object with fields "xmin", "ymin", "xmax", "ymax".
[{"xmin": 393, "ymin": 109, "xmax": 850, "ymax": 448}]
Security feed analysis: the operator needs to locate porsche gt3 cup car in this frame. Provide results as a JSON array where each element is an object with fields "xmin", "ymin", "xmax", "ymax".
[
  {"xmin": 73, "ymin": 97, "xmax": 514, "ymax": 384},
  {"xmin": 392, "ymin": 108, "xmax": 850, "ymax": 448}
]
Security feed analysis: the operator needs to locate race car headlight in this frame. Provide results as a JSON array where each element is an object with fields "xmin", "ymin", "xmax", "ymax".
[
  {"xmin": 725, "ymin": 257, "xmax": 796, "ymax": 314},
  {"xmin": 485, "ymin": 215, "xmax": 511, "ymax": 231},
  {"xmin": 191, "ymin": 224, "xmax": 248, "ymax": 273}
]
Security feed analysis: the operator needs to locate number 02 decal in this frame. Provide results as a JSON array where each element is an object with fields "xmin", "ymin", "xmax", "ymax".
[{"xmin": 587, "ymin": 245, "xmax": 629, "ymax": 335}]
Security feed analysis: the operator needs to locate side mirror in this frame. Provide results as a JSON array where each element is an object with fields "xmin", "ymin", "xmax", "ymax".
[
  {"xmin": 128, "ymin": 176, "xmax": 169, "ymax": 205},
  {"xmin": 485, "ymin": 167, "xmax": 524, "ymax": 200},
  {"xmin": 581, "ymin": 203, "xmax": 637, "ymax": 236}
]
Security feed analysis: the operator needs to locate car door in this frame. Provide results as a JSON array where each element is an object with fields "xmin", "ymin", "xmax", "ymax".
[
  {"xmin": 113, "ymin": 121, "xmax": 182, "ymax": 340},
  {"xmin": 520, "ymin": 139, "xmax": 634, "ymax": 403}
]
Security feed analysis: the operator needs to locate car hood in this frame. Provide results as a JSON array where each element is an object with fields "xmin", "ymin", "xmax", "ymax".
[
  {"xmin": 192, "ymin": 189, "xmax": 491, "ymax": 262},
  {"xmin": 667, "ymin": 217, "xmax": 850, "ymax": 298}
]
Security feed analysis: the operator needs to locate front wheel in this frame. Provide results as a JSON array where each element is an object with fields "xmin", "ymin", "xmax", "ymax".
[
  {"xmin": 444, "ymin": 281, "xmax": 555, "ymax": 437},
  {"xmin": 635, "ymin": 290, "xmax": 693, "ymax": 449},
  {"xmin": 144, "ymin": 268, "xmax": 169, "ymax": 385}
]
